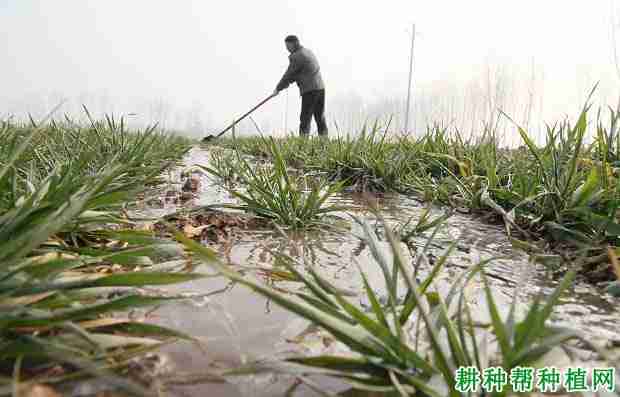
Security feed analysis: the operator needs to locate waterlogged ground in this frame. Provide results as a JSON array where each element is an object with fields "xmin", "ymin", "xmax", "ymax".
[{"xmin": 130, "ymin": 147, "xmax": 620, "ymax": 396}]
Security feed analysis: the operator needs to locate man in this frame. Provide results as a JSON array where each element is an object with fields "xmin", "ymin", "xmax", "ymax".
[{"xmin": 273, "ymin": 35, "xmax": 328, "ymax": 137}]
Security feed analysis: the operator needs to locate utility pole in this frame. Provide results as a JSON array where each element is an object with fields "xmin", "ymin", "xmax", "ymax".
[{"xmin": 405, "ymin": 23, "xmax": 416, "ymax": 134}]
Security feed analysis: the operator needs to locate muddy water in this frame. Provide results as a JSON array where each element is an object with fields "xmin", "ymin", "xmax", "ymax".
[{"xmin": 135, "ymin": 147, "xmax": 620, "ymax": 396}]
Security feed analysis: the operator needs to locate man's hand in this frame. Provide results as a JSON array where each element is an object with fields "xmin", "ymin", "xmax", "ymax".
[{"xmin": 272, "ymin": 88, "xmax": 280, "ymax": 96}]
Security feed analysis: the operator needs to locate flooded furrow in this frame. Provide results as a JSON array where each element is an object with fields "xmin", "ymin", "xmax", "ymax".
[{"xmin": 132, "ymin": 147, "xmax": 620, "ymax": 396}]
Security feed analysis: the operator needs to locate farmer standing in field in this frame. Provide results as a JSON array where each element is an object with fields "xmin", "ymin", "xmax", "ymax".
[{"xmin": 273, "ymin": 35, "xmax": 328, "ymax": 137}]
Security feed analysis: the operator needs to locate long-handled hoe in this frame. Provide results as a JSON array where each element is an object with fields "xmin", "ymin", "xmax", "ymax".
[{"xmin": 202, "ymin": 93, "xmax": 277, "ymax": 142}]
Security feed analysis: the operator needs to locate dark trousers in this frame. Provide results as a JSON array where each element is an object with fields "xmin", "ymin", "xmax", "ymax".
[{"xmin": 300, "ymin": 89, "xmax": 328, "ymax": 136}]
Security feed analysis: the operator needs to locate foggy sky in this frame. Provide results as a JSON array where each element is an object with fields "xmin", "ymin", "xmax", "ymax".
[{"xmin": 1, "ymin": 1, "xmax": 619, "ymax": 140}]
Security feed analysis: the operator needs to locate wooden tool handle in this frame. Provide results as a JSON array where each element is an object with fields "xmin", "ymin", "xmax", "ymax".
[{"xmin": 216, "ymin": 93, "xmax": 277, "ymax": 138}]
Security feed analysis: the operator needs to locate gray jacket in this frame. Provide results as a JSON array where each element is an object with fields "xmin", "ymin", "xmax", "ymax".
[{"xmin": 276, "ymin": 46, "xmax": 324, "ymax": 95}]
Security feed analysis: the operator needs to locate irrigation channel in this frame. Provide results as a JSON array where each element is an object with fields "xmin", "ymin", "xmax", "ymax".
[{"xmin": 121, "ymin": 146, "xmax": 619, "ymax": 396}]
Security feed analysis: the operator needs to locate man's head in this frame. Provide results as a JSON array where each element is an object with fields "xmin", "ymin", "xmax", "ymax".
[{"xmin": 285, "ymin": 35, "xmax": 300, "ymax": 53}]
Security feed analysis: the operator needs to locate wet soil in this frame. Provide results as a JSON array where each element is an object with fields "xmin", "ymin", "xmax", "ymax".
[{"xmin": 122, "ymin": 147, "xmax": 620, "ymax": 397}]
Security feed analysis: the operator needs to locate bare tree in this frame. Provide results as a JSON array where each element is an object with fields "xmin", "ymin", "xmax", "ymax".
[{"xmin": 611, "ymin": 0, "xmax": 620, "ymax": 82}]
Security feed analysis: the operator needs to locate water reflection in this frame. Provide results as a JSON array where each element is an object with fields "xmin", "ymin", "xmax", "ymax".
[{"xmin": 137, "ymin": 147, "xmax": 619, "ymax": 396}]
